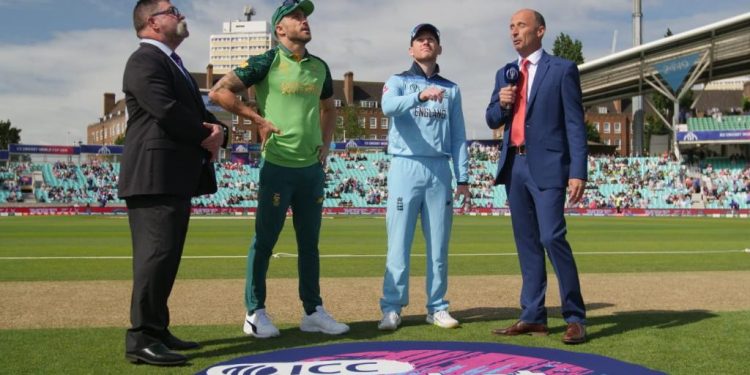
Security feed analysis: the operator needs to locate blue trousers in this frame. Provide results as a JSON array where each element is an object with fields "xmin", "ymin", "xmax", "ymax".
[
  {"xmin": 381, "ymin": 156, "xmax": 453, "ymax": 314},
  {"xmin": 505, "ymin": 153, "xmax": 586, "ymax": 324}
]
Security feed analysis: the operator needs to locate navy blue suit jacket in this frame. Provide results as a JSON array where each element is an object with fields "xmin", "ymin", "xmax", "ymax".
[{"xmin": 485, "ymin": 51, "xmax": 588, "ymax": 189}]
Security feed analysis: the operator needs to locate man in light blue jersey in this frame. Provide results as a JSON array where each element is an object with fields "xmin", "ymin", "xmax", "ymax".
[{"xmin": 378, "ymin": 23, "xmax": 470, "ymax": 331}]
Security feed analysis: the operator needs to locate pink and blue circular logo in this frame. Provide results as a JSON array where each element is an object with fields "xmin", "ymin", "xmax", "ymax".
[{"xmin": 198, "ymin": 341, "xmax": 665, "ymax": 374}]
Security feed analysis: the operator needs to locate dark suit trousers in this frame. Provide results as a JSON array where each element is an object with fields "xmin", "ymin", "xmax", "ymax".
[
  {"xmin": 504, "ymin": 153, "xmax": 586, "ymax": 324},
  {"xmin": 125, "ymin": 195, "xmax": 191, "ymax": 351}
]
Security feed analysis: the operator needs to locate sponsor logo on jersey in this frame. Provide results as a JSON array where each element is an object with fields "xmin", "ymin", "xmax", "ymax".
[{"xmin": 414, "ymin": 106, "xmax": 447, "ymax": 119}]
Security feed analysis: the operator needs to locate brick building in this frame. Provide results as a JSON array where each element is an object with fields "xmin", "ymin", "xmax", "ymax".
[
  {"xmin": 88, "ymin": 68, "xmax": 388, "ymax": 149},
  {"xmin": 86, "ymin": 93, "xmax": 127, "ymax": 145},
  {"xmin": 332, "ymin": 72, "xmax": 388, "ymax": 141},
  {"xmin": 586, "ymin": 99, "xmax": 632, "ymax": 156}
]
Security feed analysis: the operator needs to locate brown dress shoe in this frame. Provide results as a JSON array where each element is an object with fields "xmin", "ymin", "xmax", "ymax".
[
  {"xmin": 562, "ymin": 322, "xmax": 586, "ymax": 344},
  {"xmin": 492, "ymin": 321, "xmax": 549, "ymax": 336}
]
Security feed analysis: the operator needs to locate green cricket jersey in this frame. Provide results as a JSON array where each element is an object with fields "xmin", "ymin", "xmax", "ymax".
[{"xmin": 234, "ymin": 44, "xmax": 333, "ymax": 168}]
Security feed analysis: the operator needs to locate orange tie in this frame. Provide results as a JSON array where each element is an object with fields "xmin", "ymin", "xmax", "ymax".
[{"xmin": 510, "ymin": 59, "xmax": 529, "ymax": 146}]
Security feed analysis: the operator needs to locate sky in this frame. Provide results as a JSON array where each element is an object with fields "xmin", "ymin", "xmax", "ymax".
[{"xmin": 0, "ymin": 0, "xmax": 748, "ymax": 145}]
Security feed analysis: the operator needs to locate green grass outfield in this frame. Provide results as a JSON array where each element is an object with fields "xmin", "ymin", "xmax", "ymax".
[{"xmin": 1, "ymin": 215, "xmax": 749, "ymax": 373}]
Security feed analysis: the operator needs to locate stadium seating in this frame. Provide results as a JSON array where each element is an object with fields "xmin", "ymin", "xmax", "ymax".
[
  {"xmin": 687, "ymin": 115, "xmax": 750, "ymax": 132},
  {"xmin": 5, "ymin": 148, "xmax": 748, "ymax": 210},
  {"xmin": 0, "ymin": 164, "xmax": 27, "ymax": 203},
  {"xmin": 31, "ymin": 162, "xmax": 122, "ymax": 206}
]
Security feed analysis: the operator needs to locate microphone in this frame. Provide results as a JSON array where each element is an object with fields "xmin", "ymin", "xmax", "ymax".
[
  {"xmin": 503, "ymin": 62, "xmax": 519, "ymax": 111},
  {"xmin": 504, "ymin": 62, "xmax": 520, "ymax": 85}
]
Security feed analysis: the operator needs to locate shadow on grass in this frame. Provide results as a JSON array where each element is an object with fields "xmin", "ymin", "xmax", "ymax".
[
  {"xmin": 583, "ymin": 309, "xmax": 718, "ymax": 341},
  {"xmin": 446, "ymin": 304, "xmax": 718, "ymax": 342},
  {"xmin": 190, "ymin": 320, "xmax": 387, "ymax": 361},
  {"xmin": 445, "ymin": 302, "xmax": 616, "ymax": 324},
  {"xmin": 188, "ymin": 306, "xmax": 718, "ymax": 362}
]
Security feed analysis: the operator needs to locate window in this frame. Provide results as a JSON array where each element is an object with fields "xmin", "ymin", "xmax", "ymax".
[
  {"xmin": 336, "ymin": 116, "xmax": 344, "ymax": 128},
  {"xmin": 603, "ymin": 122, "xmax": 611, "ymax": 134},
  {"xmin": 598, "ymin": 106, "xmax": 608, "ymax": 114},
  {"xmin": 334, "ymin": 99, "xmax": 342, "ymax": 107},
  {"xmin": 606, "ymin": 139, "xmax": 611, "ymax": 145},
  {"xmin": 370, "ymin": 134, "xmax": 378, "ymax": 140},
  {"xmin": 370, "ymin": 117, "xmax": 377, "ymax": 129},
  {"xmin": 594, "ymin": 122, "xmax": 600, "ymax": 132},
  {"xmin": 232, "ymin": 114, "xmax": 239, "ymax": 124},
  {"xmin": 380, "ymin": 134, "xmax": 388, "ymax": 140},
  {"xmin": 358, "ymin": 117, "xmax": 366, "ymax": 128},
  {"xmin": 381, "ymin": 118, "xmax": 389, "ymax": 129},
  {"xmin": 614, "ymin": 122, "xmax": 621, "ymax": 134},
  {"xmin": 616, "ymin": 139, "xmax": 622, "ymax": 150},
  {"xmin": 360, "ymin": 100, "xmax": 378, "ymax": 108}
]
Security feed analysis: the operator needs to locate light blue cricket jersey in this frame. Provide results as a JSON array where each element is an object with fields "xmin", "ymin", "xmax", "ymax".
[{"xmin": 381, "ymin": 62, "xmax": 469, "ymax": 183}]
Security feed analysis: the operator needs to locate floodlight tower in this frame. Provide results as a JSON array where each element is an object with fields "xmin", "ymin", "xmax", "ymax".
[
  {"xmin": 244, "ymin": 6, "xmax": 256, "ymax": 21},
  {"xmin": 632, "ymin": 0, "xmax": 644, "ymax": 155}
]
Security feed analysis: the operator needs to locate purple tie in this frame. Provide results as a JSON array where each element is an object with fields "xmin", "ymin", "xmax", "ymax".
[
  {"xmin": 170, "ymin": 52, "xmax": 194, "ymax": 88},
  {"xmin": 170, "ymin": 52, "xmax": 186, "ymax": 72}
]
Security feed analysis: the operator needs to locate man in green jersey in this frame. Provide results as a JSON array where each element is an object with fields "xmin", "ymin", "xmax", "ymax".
[{"xmin": 209, "ymin": 0, "xmax": 348, "ymax": 338}]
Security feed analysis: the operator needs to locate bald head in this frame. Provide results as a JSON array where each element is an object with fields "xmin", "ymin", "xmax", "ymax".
[
  {"xmin": 510, "ymin": 8, "xmax": 546, "ymax": 57},
  {"xmin": 515, "ymin": 9, "xmax": 546, "ymax": 28}
]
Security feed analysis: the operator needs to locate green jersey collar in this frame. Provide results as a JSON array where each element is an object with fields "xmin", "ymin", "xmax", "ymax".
[{"xmin": 277, "ymin": 43, "xmax": 310, "ymax": 61}]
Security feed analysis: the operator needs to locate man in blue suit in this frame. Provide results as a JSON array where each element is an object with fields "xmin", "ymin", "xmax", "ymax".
[{"xmin": 485, "ymin": 8, "xmax": 588, "ymax": 344}]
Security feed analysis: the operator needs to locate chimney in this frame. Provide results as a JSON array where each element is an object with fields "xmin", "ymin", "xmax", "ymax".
[
  {"xmin": 103, "ymin": 93, "xmax": 116, "ymax": 116},
  {"xmin": 206, "ymin": 64, "xmax": 214, "ymax": 90},
  {"xmin": 613, "ymin": 99, "xmax": 622, "ymax": 113},
  {"xmin": 344, "ymin": 71, "xmax": 354, "ymax": 106}
]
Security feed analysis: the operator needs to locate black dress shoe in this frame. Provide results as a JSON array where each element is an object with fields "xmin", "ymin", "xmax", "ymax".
[
  {"xmin": 163, "ymin": 334, "xmax": 201, "ymax": 350},
  {"xmin": 125, "ymin": 343, "xmax": 187, "ymax": 366}
]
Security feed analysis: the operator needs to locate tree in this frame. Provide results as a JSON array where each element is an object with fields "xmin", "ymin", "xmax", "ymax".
[
  {"xmin": 643, "ymin": 114, "xmax": 672, "ymax": 154},
  {"xmin": 114, "ymin": 134, "xmax": 126, "ymax": 145},
  {"xmin": 742, "ymin": 97, "xmax": 750, "ymax": 113},
  {"xmin": 585, "ymin": 121, "xmax": 601, "ymax": 143},
  {"xmin": 552, "ymin": 32, "xmax": 584, "ymax": 64},
  {"xmin": 650, "ymin": 89, "xmax": 694, "ymax": 122},
  {"xmin": 0, "ymin": 119, "xmax": 21, "ymax": 149},
  {"xmin": 334, "ymin": 105, "xmax": 365, "ymax": 141}
]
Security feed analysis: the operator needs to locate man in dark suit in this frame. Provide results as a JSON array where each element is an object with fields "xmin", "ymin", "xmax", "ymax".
[
  {"xmin": 485, "ymin": 8, "xmax": 588, "ymax": 344},
  {"xmin": 120, "ymin": 0, "xmax": 226, "ymax": 366}
]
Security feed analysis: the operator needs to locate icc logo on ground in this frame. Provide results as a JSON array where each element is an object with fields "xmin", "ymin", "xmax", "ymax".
[{"xmin": 205, "ymin": 360, "xmax": 414, "ymax": 375}]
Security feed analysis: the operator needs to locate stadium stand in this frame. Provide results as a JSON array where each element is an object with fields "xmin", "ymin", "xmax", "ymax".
[
  {"xmin": 0, "ymin": 164, "xmax": 28, "ymax": 203},
  {"xmin": 687, "ymin": 115, "xmax": 750, "ymax": 132},
  {"xmin": 33, "ymin": 161, "xmax": 122, "ymax": 206},
  {"xmin": 4, "ymin": 147, "xmax": 748, "ymax": 210}
]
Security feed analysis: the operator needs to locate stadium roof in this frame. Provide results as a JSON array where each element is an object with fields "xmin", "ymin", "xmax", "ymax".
[{"xmin": 579, "ymin": 12, "xmax": 750, "ymax": 106}]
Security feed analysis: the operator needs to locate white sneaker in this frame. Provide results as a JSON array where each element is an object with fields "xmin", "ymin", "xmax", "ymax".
[
  {"xmin": 426, "ymin": 310, "xmax": 460, "ymax": 329},
  {"xmin": 378, "ymin": 311, "xmax": 401, "ymax": 331},
  {"xmin": 243, "ymin": 309, "xmax": 280, "ymax": 338},
  {"xmin": 300, "ymin": 306, "xmax": 350, "ymax": 335}
]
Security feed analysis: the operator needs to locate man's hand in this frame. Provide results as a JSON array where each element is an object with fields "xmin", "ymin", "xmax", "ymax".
[
  {"xmin": 419, "ymin": 86, "xmax": 446, "ymax": 103},
  {"xmin": 499, "ymin": 85, "xmax": 517, "ymax": 109},
  {"xmin": 318, "ymin": 143, "xmax": 330, "ymax": 166},
  {"xmin": 455, "ymin": 184, "xmax": 471, "ymax": 210},
  {"xmin": 567, "ymin": 178, "xmax": 585, "ymax": 205},
  {"xmin": 200, "ymin": 123, "xmax": 224, "ymax": 161},
  {"xmin": 257, "ymin": 119, "xmax": 281, "ymax": 150}
]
